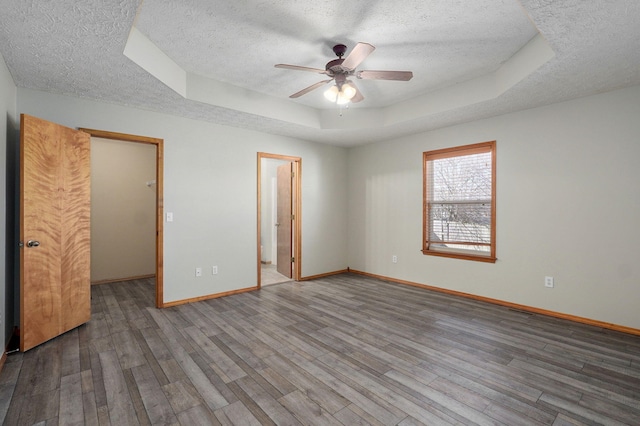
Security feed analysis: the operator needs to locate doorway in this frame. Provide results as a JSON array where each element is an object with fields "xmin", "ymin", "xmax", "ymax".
[
  {"xmin": 257, "ymin": 153, "xmax": 301, "ymax": 287},
  {"xmin": 80, "ymin": 128, "xmax": 164, "ymax": 307}
]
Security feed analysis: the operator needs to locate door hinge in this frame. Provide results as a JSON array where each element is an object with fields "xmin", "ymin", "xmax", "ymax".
[
  {"xmin": 291, "ymin": 214, "xmax": 295, "ymax": 220},
  {"xmin": 292, "ymin": 171, "xmax": 295, "ymax": 178},
  {"xmin": 291, "ymin": 257, "xmax": 295, "ymax": 263}
]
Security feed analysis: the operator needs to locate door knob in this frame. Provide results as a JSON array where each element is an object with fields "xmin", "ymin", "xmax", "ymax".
[{"xmin": 27, "ymin": 240, "xmax": 40, "ymax": 248}]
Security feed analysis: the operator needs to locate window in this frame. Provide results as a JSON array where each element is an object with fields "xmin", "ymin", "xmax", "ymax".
[{"xmin": 423, "ymin": 141, "xmax": 496, "ymax": 262}]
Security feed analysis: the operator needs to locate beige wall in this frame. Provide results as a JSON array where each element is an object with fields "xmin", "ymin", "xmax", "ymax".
[
  {"xmin": 18, "ymin": 80, "xmax": 640, "ymax": 331},
  {"xmin": 90, "ymin": 137, "xmax": 156, "ymax": 282},
  {"xmin": 17, "ymin": 88, "xmax": 349, "ymax": 303},
  {"xmin": 347, "ymin": 85, "xmax": 640, "ymax": 330}
]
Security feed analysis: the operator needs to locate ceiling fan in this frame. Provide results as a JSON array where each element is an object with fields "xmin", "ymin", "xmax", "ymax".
[{"xmin": 275, "ymin": 42, "xmax": 413, "ymax": 104}]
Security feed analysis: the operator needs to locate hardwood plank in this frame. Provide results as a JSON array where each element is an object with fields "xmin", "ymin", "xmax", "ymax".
[
  {"xmin": 122, "ymin": 367, "xmax": 151, "ymax": 425},
  {"xmin": 265, "ymin": 353, "xmax": 350, "ymax": 414},
  {"xmin": 334, "ymin": 404, "xmax": 382, "ymax": 426},
  {"xmin": 61, "ymin": 329, "xmax": 81, "ymax": 376},
  {"xmin": 146, "ymin": 308, "xmax": 229, "ymax": 411},
  {"xmin": 280, "ymin": 346, "xmax": 406, "ymax": 424},
  {"xmin": 90, "ymin": 350, "xmax": 108, "ymax": 410},
  {"xmin": 382, "ymin": 368, "xmax": 499, "ymax": 425},
  {"xmin": 190, "ymin": 351, "xmax": 238, "ymax": 405},
  {"xmin": 539, "ymin": 392, "xmax": 629, "ymax": 426},
  {"xmin": 277, "ymin": 389, "xmax": 344, "ymax": 426},
  {"xmin": 99, "ymin": 350, "xmax": 139, "ymax": 425},
  {"xmin": 162, "ymin": 380, "xmax": 203, "ymax": 414},
  {"xmin": 131, "ymin": 363, "xmax": 177, "ymax": 425},
  {"xmin": 82, "ymin": 391, "xmax": 100, "ymax": 426},
  {"xmin": 26, "ymin": 339, "xmax": 63, "ymax": 396},
  {"xmin": 509, "ymin": 357, "xmax": 640, "ymax": 408},
  {"xmin": 59, "ymin": 372, "xmax": 84, "ymax": 426},
  {"xmin": 397, "ymin": 416, "xmax": 429, "ymax": 426},
  {"xmin": 112, "ymin": 329, "xmax": 147, "ymax": 370},
  {"xmin": 552, "ymin": 413, "xmax": 590, "ymax": 425},
  {"xmin": 132, "ymin": 329, "xmax": 170, "ymax": 387},
  {"xmin": 256, "ymin": 367, "xmax": 297, "ymax": 398},
  {"xmin": 214, "ymin": 400, "xmax": 263, "ymax": 426},
  {"xmin": 1, "ymin": 392, "xmax": 25, "ymax": 425},
  {"xmin": 19, "ymin": 388, "xmax": 60, "ymax": 425},
  {"xmin": 182, "ymin": 326, "xmax": 246, "ymax": 383},
  {"xmin": 176, "ymin": 404, "xmax": 221, "ymax": 426},
  {"xmin": 97, "ymin": 404, "xmax": 111, "ymax": 426},
  {"xmin": 317, "ymin": 351, "xmax": 459, "ymax": 424},
  {"xmin": 158, "ymin": 359, "xmax": 189, "ymax": 384},
  {"xmin": 232, "ymin": 375, "xmax": 301, "ymax": 425}
]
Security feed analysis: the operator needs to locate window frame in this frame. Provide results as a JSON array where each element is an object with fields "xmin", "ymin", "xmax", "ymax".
[{"xmin": 422, "ymin": 141, "xmax": 497, "ymax": 263}]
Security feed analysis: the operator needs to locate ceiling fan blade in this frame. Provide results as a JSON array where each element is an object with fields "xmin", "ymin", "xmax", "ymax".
[
  {"xmin": 275, "ymin": 64, "xmax": 328, "ymax": 74},
  {"xmin": 357, "ymin": 70, "xmax": 413, "ymax": 81},
  {"xmin": 289, "ymin": 79, "xmax": 333, "ymax": 98},
  {"xmin": 341, "ymin": 42, "xmax": 375, "ymax": 70}
]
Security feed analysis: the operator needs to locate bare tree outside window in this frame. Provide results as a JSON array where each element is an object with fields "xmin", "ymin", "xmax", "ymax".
[{"xmin": 423, "ymin": 141, "xmax": 496, "ymax": 262}]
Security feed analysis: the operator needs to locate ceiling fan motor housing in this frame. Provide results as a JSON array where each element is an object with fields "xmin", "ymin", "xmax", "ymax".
[
  {"xmin": 326, "ymin": 58, "xmax": 345, "ymax": 74},
  {"xmin": 332, "ymin": 44, "xmax": 347, "ymax": 57}
]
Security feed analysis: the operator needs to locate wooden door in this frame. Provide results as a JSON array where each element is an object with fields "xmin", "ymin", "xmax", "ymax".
[
  {"xmin": 20, "ymin": 114, "xmax": 91, "ymax": 352},
  {"xmin": 276, "ymin": 163, "xmax": 292, "ymax": 278}
]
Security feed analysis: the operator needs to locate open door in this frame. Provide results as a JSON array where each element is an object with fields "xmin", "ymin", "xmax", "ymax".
[
  {"xmin": 79, "ymin": 128, "xmax": 164, "ymax": 308},
  {"xmin": 276, "ymin": 163, "xmax": 293, "ymax": 278},
  {"xmin": 257, "ymin": 153, "xmax": 301, "ymax": 287},
  {"xmin": 20, "ymin": 114, "xmax": 92, "ymax": 352}
]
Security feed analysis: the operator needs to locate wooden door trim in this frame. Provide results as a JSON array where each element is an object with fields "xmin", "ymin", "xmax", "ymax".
[
  {"xmin": 257, "ymin": 153, "xmax": 302, "ymax": 287},
  {"xmin": 80, "ymin": 128, "xmax": 165, "ymax": 308}
]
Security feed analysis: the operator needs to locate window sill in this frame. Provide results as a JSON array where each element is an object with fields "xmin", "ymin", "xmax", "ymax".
[{"xmin": 421, "ymin": 250, "xmax": 497, "ymax": 263}]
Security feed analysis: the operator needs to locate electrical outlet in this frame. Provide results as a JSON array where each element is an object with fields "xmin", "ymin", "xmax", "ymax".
[
  {"xmin": 392, "ymin": 255, "xmax": 398, "ymax": 263},
  {"xmin": 195, "ymin": 267, "xmax": 202, "ymax": 277},
  {"xmin": 545, "ymin": 276, "xmax": 554, "ymax": 288},
  {"xmin": 212, "ymin": 266, "xmax": 218, "ymax": 275}
]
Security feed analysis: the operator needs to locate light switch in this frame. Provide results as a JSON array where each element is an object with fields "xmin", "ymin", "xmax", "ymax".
[{"xmin": 166, "ymin": 212, "xmax": 173, "ymax": 222}]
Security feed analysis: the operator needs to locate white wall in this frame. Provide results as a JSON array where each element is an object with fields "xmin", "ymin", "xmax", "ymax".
[
  {"xmin": 348, "ymin": 85, "xmax": 640, "ymax": 330},
  {"xmin": 17, "ymin": 88, "xmax": 349, "ymax": 303},
  {"xmin": 0, "ymin": 53, "xmax": 17, "ymax": 348}
]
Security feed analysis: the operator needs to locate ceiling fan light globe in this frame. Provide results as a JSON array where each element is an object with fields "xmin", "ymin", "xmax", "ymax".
[
  {"xmin": 324, "ymin": 85, "xmax": 339, "ymax": 102},
  {"xmin": 341, "ymin": 83, "xmax": 357, "ymax": 100},
  {"xmin": 336, "ymin": 93, "xmax": 351, "ymax": 105}
]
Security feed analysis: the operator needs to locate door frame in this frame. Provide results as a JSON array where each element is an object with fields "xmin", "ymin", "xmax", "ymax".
[
  {"xmin": 257, "ymin": 153, "xmax": 301, "ymax": 287},
  {"xmin": 80, "ymin": 128, "xmax": 165, "ymax": 308}
]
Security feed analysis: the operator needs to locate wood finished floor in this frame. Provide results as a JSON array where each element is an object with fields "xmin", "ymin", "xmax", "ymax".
[{"xmin": 1, "ymin": 274, "xmax": 639, "ymax": 425}]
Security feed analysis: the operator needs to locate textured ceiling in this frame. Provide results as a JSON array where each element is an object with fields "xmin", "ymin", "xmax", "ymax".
[
  {"xmin": 135, "ymin": 0, "xmax": 536, "ymax": 109},
  {"xmin": 0, "ymin": 0, "xmax": 639, "ymax": 147}
]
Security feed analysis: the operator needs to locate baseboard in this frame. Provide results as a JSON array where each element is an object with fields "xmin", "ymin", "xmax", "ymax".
[
  {"xmin": 91, "ymin": 274, "xmax": 156, "ymax": 285},
  {"xmin": 162, "ymin": 285, "xmax": 259, "ymax": 308},
  {"xmin": 349, "ymin": 269, "xmax": 640, "ymax": 337},
  {"xmin": 161, "ymin": 269, "xmax": 349, "ymax": 307},
  {"xmin": 299, "ymin": 269, "xmax": 350, "ymax": 281}
]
